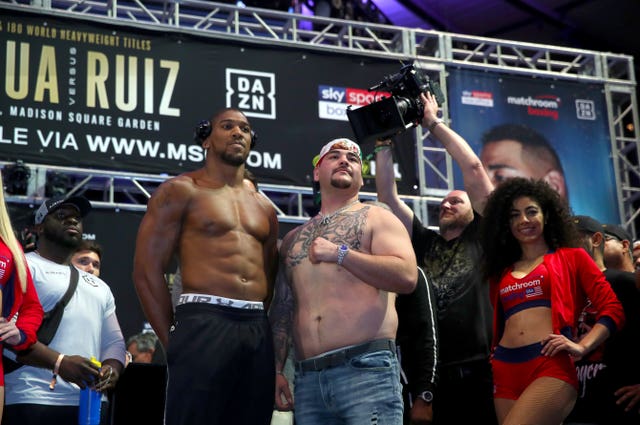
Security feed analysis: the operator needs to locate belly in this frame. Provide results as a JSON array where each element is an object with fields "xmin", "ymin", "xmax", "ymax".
[
  {"xmin": 500, "ymin": 306, "xmax": 553, "ymax": 347},
  {"xmin": 293, "ymin": 291, "xmax": 397, "ymax": 359}
]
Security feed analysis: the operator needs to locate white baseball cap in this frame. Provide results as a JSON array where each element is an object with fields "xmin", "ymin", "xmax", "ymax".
[{"xmin": 313, "ymin": 138, "xmax": 362, "ymax": 167}]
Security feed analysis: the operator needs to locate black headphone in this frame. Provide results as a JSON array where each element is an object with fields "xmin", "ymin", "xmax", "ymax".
[{"xmin": 193, "ymin": 120, "xmax": 257, "ymax": 149}]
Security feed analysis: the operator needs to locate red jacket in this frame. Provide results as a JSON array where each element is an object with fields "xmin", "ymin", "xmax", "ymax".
[
  {"xmin": 490, "ymin": 247, "xmax": 625, "ymax": 348},
  {"xmin": 1, "ymin": 242, "xmax": 43, "ymax": 352}
]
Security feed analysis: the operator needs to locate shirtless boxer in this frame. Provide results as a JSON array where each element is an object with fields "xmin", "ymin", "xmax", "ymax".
[
  {"xmin": 269, "ymin": 138, "xmax": 417, "ymax": 425},
  {"xmin": 133, "ymin": 108, "xmax": 279, "ymax": 425}
]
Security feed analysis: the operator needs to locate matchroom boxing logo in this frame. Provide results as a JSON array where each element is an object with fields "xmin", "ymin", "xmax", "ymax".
[
  {"xmin": 507, "ymin": 94, "xmax": 561, "ymax": 120},
  {"xmin": 225, "ymin": 68, "xmax": 276, "ymax": 119}
]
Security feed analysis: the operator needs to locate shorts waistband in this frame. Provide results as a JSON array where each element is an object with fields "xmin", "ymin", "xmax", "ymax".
[
  {"xmin": 493, "ymin": 342, "xmax": 543, "ymax": 363},
  {"xmin": 177, "ymin": 293, "xmax": 264, "ymax": 310},
  {"xmin": 296, "ymin": 339, "xmax": 396, "ymax": 373}
]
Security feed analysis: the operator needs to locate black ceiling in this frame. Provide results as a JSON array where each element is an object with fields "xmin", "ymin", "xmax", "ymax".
[{"xmin": 382, "ymin": 0, "xmax": 638, "ymax": 65}]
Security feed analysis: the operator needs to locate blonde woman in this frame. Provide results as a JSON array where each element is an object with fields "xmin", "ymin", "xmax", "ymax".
[{"xmin": 0, "ymin": 173, "xmax": 43, "ymax": 420}]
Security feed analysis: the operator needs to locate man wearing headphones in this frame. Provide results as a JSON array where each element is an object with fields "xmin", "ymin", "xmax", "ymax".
[{"xmin": 133, "ymin": 108, "xmax": 279, "ymax": 425}]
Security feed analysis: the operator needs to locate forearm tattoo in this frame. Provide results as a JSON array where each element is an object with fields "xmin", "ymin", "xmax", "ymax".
[{"xmin": 269, "ymin": 265, "xmax": 296, "ymax": 368}]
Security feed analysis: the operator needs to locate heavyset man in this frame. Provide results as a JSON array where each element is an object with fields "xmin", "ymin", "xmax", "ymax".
[{"xmin": 271, "ymin": 138, "xmax": 417, "ymax": 425}]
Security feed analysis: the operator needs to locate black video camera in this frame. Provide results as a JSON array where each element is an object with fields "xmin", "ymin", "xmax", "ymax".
[{"xmin": 347, "ymin": 64, "xmax": 444, "ymax": 144}]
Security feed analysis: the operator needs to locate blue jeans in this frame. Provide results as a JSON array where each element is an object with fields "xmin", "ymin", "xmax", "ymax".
[{"xmin": 294, "ymin": 349, "xmax": 403, "ymax": 425}]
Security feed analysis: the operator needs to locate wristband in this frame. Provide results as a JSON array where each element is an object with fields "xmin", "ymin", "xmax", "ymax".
[
  {"xmin": 428, "ymin": 119, "xmax": 444, "ymax": 133},
  {"xmin": 374, "ymin": 145, "xmax": 392, "ymax": 154},
  {"xmin": 53, "ymin": 353, "xmax": 65, "ymax": 375},
  {"xmin": 50, "ymin": 353, "xmax": 65, "ymax": 391}
]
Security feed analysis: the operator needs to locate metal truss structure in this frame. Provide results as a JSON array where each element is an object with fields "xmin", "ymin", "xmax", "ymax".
[{"xmin": 2, "ymin": 0, "xmax": 638, "ymax": 234}]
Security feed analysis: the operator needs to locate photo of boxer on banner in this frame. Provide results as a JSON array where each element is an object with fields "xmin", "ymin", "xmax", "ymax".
[{"xmin": 446, "ymin": 68, "xmax": 619, "ymax": 224}]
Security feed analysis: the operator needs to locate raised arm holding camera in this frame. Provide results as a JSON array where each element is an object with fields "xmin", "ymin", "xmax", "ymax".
[
  {"xmin": 348, "ymin": 64, "xmax": 444, "ymax": 145},
  {"xmin": 374, "ymin": 89, "xmax": 497, "ymax": 425}
]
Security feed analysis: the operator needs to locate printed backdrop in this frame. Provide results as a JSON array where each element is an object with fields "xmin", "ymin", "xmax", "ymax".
[
  {"xmin": 0, "ymin": 9, "xmax": 418, "ymax": 194},
  {"xmin": 446, "ymin": 68, "xmax": 619, "ymax": 224}
]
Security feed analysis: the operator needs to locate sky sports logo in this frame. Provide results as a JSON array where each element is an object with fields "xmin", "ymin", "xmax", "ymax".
[
  {"xmin": 318, "ymin": 85, "xmax": 390, "ymax": 121},
  {"xmin": 461, "ymin": 90, "xmax": 494, "ymax": 107}
]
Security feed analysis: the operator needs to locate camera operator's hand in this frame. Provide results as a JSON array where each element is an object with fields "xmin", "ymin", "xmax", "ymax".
[{"xmin": 420, "ymin": 92, "xmax": 440, "ymax": 128}]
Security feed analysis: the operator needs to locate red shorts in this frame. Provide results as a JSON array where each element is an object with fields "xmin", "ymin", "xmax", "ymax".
[{"xmin": 491, "ymin": 343, "xmax": 578, "ymax": 400}]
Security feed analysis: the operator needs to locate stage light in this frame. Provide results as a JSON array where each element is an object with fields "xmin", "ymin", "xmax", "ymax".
[
  {"xmin": 45, "ymin": 172, "xmax": 72, "ymax": 198},
  {"xmin": 1, "ymin": 161, "xmax": 31, "ymax": 195}
]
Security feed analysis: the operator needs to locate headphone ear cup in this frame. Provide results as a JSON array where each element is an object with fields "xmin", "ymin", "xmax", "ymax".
[
  {"xmin": 194, "ymin": 120, "xmax": 212, "ymax": 144},
  {"xmin": 250, "ymin": 130, "xmax": 258, "ymax": 149},
  {"xmin": 195, "ymin": 119, "xmax": 256, "ymax": 148}
]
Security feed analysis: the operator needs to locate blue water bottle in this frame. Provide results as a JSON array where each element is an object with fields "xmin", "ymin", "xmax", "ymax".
[{"xmin": 78, "ymin": 356, "xmax": 102, "ymax": 425}]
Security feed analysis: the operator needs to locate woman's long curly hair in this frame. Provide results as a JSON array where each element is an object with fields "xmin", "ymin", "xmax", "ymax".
[{"xmin": 480, "ymin": 177, "xmax": 580, "ymax": 281}]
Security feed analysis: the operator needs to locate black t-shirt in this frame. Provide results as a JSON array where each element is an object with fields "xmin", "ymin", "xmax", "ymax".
[
  {"xmin": 568, "ymin": 268, "xmax": 640, "ymax": 424},
  {"xmin": 411, "ymin": 213, "xmax": 493, "ymax": 366}
]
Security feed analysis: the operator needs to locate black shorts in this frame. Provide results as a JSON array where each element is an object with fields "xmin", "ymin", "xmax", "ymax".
[{"xmin": 165, "ymin": 302, "xmax": 275, "ymax": 425}]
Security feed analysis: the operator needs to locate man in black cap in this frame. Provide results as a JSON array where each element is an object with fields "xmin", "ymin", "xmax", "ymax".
[
  {"xmin": 566, "ymin": 215, "xmax": 640, "ymax": 425},
  {"xmin": 602, "ymin": 223, "xmax": 635, "ymax": 273},
  {"xmin": 3, "ymin": 195, "xmax": 126, "ymax": 425}
]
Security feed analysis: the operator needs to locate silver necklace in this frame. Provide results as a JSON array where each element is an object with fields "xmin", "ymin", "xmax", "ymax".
[{"xmin": 318, "ymin": 199, "xmax": 359, "ymax": 225}]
